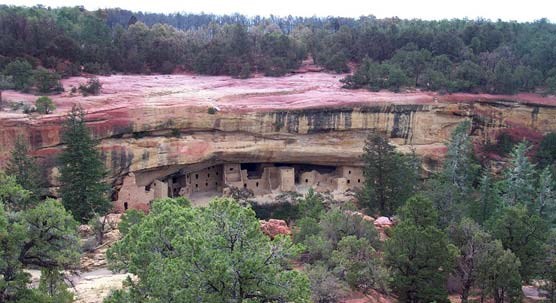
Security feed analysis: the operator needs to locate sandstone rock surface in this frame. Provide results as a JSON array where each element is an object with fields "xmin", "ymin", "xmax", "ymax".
[
  {"xmin": 1, "ymin": 72, "xmax": 556, "ymax": 191},
  {"xmin": 260, "ymin": 219, "xmax": 292, "ymax": 238}
]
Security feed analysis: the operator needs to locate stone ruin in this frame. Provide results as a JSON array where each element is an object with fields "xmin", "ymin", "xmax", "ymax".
[{"xmin": 114, "ymin": 162, "xmax": 364, "ymax": 212}]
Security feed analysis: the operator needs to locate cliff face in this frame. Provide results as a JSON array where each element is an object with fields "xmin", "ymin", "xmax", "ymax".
[{"xmin": 1, "ymin": 73, "xmax": 556, "ymax": 188}]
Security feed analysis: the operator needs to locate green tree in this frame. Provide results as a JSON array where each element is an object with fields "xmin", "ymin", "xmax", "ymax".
[
  {"xmin": 469, "ymin": 169, "xmax": 501, "ymax": 225},
  {"xmin": 384, "ymin": 195, "xmax": 456, "ymax": 303},
  {"xmin": 448, "ymin": 218, "xmax": 491, "ymax": 303},
  {"xmin": 35, "ymin": 96, "xmax": 56, "ymax": 114},
  {"xmin": 0, "ymin": 199, "xmax": 79, "ymax": 302},
  {"xmin": 359, "ymin": 132, "xmax": 418, "ymax": 216},
  {"xmin": 59, "ymin": 105, "xmax": 110, "ymax": 223},
  {"xmin": 297, "ymin": 188, "xmax": 325, "ymax": 219},
  {"xmin": 6, "ymin": 135, "xmax": 43, "ymax": 202},
  {"xmin": 536, "ymin": 167, "xmax": 556, "ymax": 224},
  {"xmin": 476, "ymin": 240, "xmax": 522, "ymax": 303},
  {"xmin": 32, "ymin": 68, "xmax": 62, "ymax": 93},
  {"xmin": 541, "ymin": 231, "xmax": 556, "ymax": 303},
  {"xmin": 537, "ymin": 132, "xmax": 556, "ymax": 168},
  {"xmin": 0, "ymin": 170, "xmax": 31, "ymax": 211},
  {"xmin": 3, "ymin": 60, "xmax": 33, "ymax": 90},
  {"xmin": 428, "ymin": 121, "xmax": 478, "ymax": 227},
  {"xmin": 502, "ymin": 142, "xmax": 536, "ymax": 207},
  {"xmin": 106, "ymin": 198, "xmax": 310, "ymax": 303},
  {"xmin": 331, "ymin": 235, "xmax": 389, "ymax": 293},
  {"xmin": 489, "ymin": 205, "xmax": 548, "ymax": 281}
]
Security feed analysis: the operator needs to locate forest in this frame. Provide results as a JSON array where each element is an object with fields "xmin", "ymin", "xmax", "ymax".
[{"xmin": 1, "ymin": 5, "xmax": 556, "ymax": 93}]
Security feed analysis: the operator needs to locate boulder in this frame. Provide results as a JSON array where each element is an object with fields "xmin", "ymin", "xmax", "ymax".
[{"xmin": 260, "ymin": 219, "xmax": 291, "ymax": 239}]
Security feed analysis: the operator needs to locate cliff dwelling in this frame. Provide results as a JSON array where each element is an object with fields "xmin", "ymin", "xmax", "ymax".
[{"xmin": 114, "ymin": 162, "xmax": 364, "ymax": 212}]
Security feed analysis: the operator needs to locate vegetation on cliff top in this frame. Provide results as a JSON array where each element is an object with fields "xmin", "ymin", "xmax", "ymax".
[{"xmin": 2, "ymin": 5, "xmax": 556, "ymax": 94}]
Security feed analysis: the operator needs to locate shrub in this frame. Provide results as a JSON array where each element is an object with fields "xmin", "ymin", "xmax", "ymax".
[
  {"xmin": 35, "ymin": 96, "xmax": 55, "ymax": 114},
  {"xmin": 207, "ymin": 106, "xmax": 218, "ymax": 114},
  {"xmin": 78, "ymin": 78, "xmax": 102, "ymax": 96},
  {"xmin": 3, "ymin": 59, "xmax": 33, "ymax": 90},
  {"xmin": 32, "ymin": 68, "xmax": 63, "ymax": 93}
]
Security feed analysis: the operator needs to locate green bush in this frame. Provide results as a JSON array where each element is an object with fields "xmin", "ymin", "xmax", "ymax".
[
  {"xmin": 35, "ymin": 96, "xmax": 56, "ymax": 114},
  {"xmin": 32, "ymin": 68, "xmax": 63, "ymax": 93},
  {"xmin": 78, "ymin": 78, "xmax": 102, "ymax": 96},
  {"xmin": 207, "ymin": 106, "xmax": 218, "ymax": 114},
  {"xmin": 3, "ymin": 59, "xmax": 33, "ymax": 90}
]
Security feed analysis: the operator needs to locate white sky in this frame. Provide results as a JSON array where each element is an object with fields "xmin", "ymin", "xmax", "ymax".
[{"xmin": 2, "ymin": 0, "xmax": 555, "ymax": 22}]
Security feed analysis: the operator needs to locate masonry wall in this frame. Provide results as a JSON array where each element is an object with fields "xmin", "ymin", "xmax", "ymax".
[
  {"xmin": 181, "ymin": 165, "xmax": 224, "ymax": 195},
  {"xmin": 114, "ymin": 173, "xmax": 167, "ymax": 213}
]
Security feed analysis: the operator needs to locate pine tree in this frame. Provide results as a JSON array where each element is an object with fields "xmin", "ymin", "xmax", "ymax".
[
  {"xmin": 58, "ymin": 105, "xmax": 110, "ymax": 223},
  {"xmin": 6, "ymin": 135, "xmax": 43, "ymax": 198},
  {"xmin": 502, "ymin": 142, "xmax": 536, "ymax": 207},
  {"xmin": 359, "ymin": 132, "xmax": 418, "ymax": 216}
]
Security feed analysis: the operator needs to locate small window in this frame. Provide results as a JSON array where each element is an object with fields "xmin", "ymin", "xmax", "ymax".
[
  {"xmin": 216, "ymin": 172, "xmax": 219, "ymax": 176},
  {"xmin": 195, "ymin": 174, "xmax": 199, "ymax": 179},
  {"xmin": 205, "ymin": 182, "xmax": 208, "ymax": 187},
  {"xmin": 208, "ymin": 174, "xmax": 210, "ymax": 178},
  {"xmin": 215, "ymin": 182, "xmax": 218, "ymax": 186},
  {"xmin": 348, "ymin": 170, "xmax": 351, "ymax": 174},
  {"xmin": 305, "ymin": 179, "xmax": 309, "ymax": 183},
  {"xmin": 195, "ymin": 184, "xmax": 199, "ymax": 188},
  {"xmin": 230, "ymin": 167, "xmax": 234, "ymax": 171},
  {"xmin": 256, "ymin": 182, "xmax": 259, "ymax": 187},
  {"xmin": 124, "ymin": 202, "xmax": 128, "ymax": 210},
  {"xmin": 243, "ymin": 183, "xmax": 247, "ymax": 188},
  {"xmin": 358, "ymin": 179, "xmax": 361, "ymax": 183},
  {"xmin": 347, "ymin": 180, "xmax": 351, "ymax": 184}
]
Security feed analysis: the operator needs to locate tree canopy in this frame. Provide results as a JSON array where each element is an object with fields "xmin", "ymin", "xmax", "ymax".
[{"xmin": 106, "ymin": 197, "xmax": 311, "ymax": 303}]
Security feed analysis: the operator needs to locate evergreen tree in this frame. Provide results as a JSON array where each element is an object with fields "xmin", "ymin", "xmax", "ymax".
[
  {"xmin": 0, "ymin": 199, "xmax": 79, "ymax": 302},
  {"xmin": 470, "ymin": 169, "xmax": 501, "ymax": 225},
  {"xmin": 541, "ymin": 231, "xmax": 556, "ymax": 303},
  {"xmin": 6, "ymin": 135, "xmax": 43, "ymax": 199},
  {"xmin": 428, "ymin": 121, "xmax": 478, "ymax": 227},
  {"xmin": 58, "ymin": 105, "xmax": 110, "ymax": 223},
  {"xmin": 489, "ymin": 205, "xmax": 549, "ymax": 281},
  {"xmin": 476, "ymin": 240, "xmax": 522, "ymax": 303},
  {"xmin": 502, "ymin": 142, "xmax": 536, "ymax": 207},
  {"xmin": 384, "ymin": 195, "xmax": 456, "ymax": 303},
  {"xmin": 442, "ymin": 121, "xmax": 476, "ymax": 191},
  {"xmin": 106, "ymin": 198, "xmax": 311, "ymax": 302},
  {"xmin": 0, "ymin": 170, "xmax": 32, "ymax": 211},
  {"xmin": 448, "ymin": 218, "xmax": 491, "ymax": 303},
  {"xmin": 536, "ymin": 167, "xmax": 556, "ymax": 224},
  {"xmin": 359, "ymin": 132, "xmax": 418, "ymax": 216}
]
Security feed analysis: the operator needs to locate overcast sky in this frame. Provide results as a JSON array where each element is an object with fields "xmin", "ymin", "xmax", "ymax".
[{"xmin": 2, "ymin": 0, "xmax": 555, "ymax": 22}]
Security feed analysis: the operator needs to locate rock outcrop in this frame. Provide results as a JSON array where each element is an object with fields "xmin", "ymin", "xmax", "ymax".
[{"xmin": 1, "ymin": 72, "xmax": 556, "ymax": 197}]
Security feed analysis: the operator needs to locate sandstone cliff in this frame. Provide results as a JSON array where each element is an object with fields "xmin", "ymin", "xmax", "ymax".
[{"xmin": 1, "ymin": 72, "xmax": 555, "ymax": 190}]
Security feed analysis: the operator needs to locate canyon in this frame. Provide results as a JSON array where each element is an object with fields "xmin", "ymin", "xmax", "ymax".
[{"xmin": 1, "ymin": 72, "xmax": 556, "ymax": 210}]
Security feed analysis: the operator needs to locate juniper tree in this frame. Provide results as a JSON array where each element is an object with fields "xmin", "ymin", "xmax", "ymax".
[
  {"xmin": 384, "ymin": 195, "xmax": 456, "ymax": 303},
  {"xmin": 448, "ymin": 218, "xmax": 492, "ymax": 303},
  {"xmin": 489, "ymin": 205, "xmax": 548, "ymax": 281},
  {"xmin": 106, "ymin": 198, "xmax": 311, "ymax": 303},
  {"xmin": 359, "ymin": 132, "xmax": 418, "ymax": 216},
  {"xmin": 58, "ymin": 105, "xmax": 110, "ymax": 223},
  {"xmin": 476, "ymin": 240, "xmax": 522, "ymax": 303}
]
